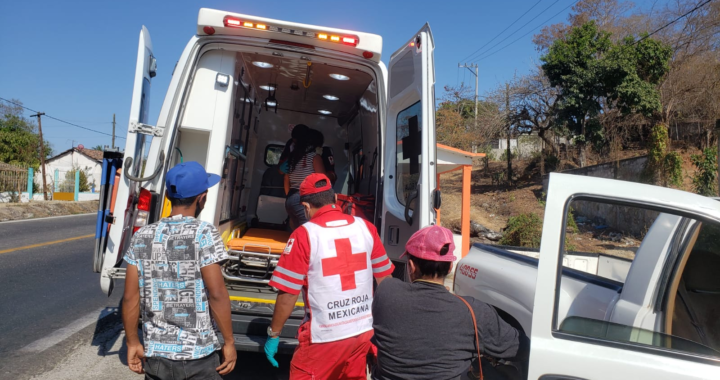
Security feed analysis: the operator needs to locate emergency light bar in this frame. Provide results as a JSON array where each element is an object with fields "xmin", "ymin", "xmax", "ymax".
[{"xmin": 223, "ymin": 16, "xmax": 359, "ymax": 47}]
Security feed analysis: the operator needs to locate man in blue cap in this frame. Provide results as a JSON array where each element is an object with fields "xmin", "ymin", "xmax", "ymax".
[{"xmin": 122, "ymin": 162, "xmax": 237, "ymax": 379}]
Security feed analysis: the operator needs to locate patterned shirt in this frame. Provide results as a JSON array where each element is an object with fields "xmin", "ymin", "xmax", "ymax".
[{"xmin": 124, "ymin": 215, "xmax": 228, "ymax": 360}]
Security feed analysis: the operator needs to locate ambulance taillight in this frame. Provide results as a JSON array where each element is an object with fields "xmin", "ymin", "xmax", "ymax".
[{"xmin": 133, "ymin": 188, "xmax": 152, "ymax": 234}]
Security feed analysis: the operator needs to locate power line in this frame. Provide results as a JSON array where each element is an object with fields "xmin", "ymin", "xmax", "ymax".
[
  {"xmin": 460, "ymin": 0, "xmax": 543, "ymax": 62},
  {"xmin": 464, "ymin": 0, "xmax": 563, "ymax": 63},
  {"xmin": 635, "ymin": 0, "xmax": 714, "ymax": 44},
  {"xmin": 0, "ymin": 97, "xmax": 125, "ymax": 140},
  {"xmin": 475, "ymin": 0, "xmax": 580, "ymax": 62}
]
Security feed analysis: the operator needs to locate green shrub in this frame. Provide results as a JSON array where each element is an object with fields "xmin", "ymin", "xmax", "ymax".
[
  {"xmin": 545, "ymin": 154, "xmax": 560, "ymax": 172},
  {"xmin": 567, "ymin": 207, "xmax": 579, "ymax": 234},
  {"xmin": 642, "ymin": 124, "xmax": 682, "ymax": 187},
  {"xmin": 500, "ymin": 211, "xmax": 577, "ymax": 250},
  {"xmin": 500, "ymin": 213, "xmax": 543, "ymax": 248},
  {"xmin": 691, "ymin": 147, "xmax": 717, "ymax": 196}
]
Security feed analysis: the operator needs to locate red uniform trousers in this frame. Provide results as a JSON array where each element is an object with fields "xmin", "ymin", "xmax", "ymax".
[{"xmin": 290, "ymin": 323, "xmax": 374, "ymax": 380}]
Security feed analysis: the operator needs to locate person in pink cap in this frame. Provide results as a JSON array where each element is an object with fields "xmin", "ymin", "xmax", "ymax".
[{"xmin": 370, "ymin": 225, "xmax": 528, "ymax": 380}]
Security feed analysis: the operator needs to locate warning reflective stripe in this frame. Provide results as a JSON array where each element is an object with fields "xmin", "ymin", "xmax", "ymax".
[
  {"xmin": 275, "ymin": 266, "xmax": 306, "ymax": 280},
  {"xmin": 371, "ymin": 255, "xmax": 389, "ymax": 265},
  {"xmin": 270, "ymin": 275, "xmax": 303, "ymax": 290},
  {"xmin": 373, "ymin": 262, "xmax": 392, "ymax": 273}
]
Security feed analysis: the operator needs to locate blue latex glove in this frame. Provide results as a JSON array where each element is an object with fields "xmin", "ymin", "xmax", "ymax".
[
  {"xmin": 279, "ymin": 161, "xmax": 289, "ymax": 174},
  {"xmin": 264, "ymin": 337, "xmax": 279, "ymax": 368}
]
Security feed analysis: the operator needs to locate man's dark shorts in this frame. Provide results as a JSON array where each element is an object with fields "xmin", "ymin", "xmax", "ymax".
[{"xmin": 144, "ymin": 351, "xmax": 222, "ymax": 380}]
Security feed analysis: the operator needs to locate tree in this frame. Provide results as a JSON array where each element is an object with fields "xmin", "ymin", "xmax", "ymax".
[
  {"xmin": 542, "ymin": 22, "xmax": 613, "ymax": 166},
  {"xmin": 0, "ymin": 100, "xmax": 53, "ymax": 167},
  {"xmin": 541, "ymin": 21, "xmax": 672, "ymax": 166},
  {"xmin": 435, "ymin": 85, "xmax": 505, "ymax": 152},
  {"xmin": 91, "ymin": 145, "xmax": 104, "ymax": 151},
  {"xmin": 534, "ymin": 0, "xmax": 636, "ymax": 52},
  {"xmin": 508, "ymin": 67, "xmax": 560, "ymax": 175}
]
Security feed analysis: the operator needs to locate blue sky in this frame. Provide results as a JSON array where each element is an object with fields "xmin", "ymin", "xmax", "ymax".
[{"xmin": 0, "ymin": 0, "xmax": 664, "ymax": 154}]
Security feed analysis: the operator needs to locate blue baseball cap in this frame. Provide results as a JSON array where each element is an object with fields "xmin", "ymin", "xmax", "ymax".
[{"xmin": 165, "ymin": 161, "xmax": 221, "ymax": 199}]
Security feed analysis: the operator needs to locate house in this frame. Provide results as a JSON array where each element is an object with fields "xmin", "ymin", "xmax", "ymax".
[{"xmin": 37, "ymin": 147, "xmax": 103, "ymax": 194}]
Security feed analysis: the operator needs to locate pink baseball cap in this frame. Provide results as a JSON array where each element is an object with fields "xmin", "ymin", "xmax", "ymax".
[{"xmin": 400, "ymin": 225, "xmax": 457, "ymax": 262}]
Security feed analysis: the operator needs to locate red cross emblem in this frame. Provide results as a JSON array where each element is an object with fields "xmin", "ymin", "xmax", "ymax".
[{"xmin": 321, "ymin": 238, "xmax": 368, "ymax": 291}]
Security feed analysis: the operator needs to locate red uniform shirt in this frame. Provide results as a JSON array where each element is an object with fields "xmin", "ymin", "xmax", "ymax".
[{"xmin": 269, "ymin": 204, "xmax": 394, "ymax": 299}]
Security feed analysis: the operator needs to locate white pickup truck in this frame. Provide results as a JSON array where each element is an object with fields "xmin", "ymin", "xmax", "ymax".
[{"xmin": 454, "ymin": 173, "xmax": 720, "ymax": 379}]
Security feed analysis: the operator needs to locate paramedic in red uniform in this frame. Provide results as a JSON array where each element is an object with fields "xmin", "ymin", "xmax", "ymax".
[{"xmin": 264, "ymin": 173, "xmax": 394, "ymax": 379}]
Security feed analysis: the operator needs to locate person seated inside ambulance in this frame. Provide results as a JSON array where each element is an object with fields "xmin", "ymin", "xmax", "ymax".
[
  {"xmin": 278, "ymin": 124, "xmax": 310, "ymax": 175},
  {"xmin": 281, "ymin": 127, "xmax": 326, "ymax": 231},
  {"xmin": 308, "ymin": 128, "xmax": 337, "ymax": 185}
]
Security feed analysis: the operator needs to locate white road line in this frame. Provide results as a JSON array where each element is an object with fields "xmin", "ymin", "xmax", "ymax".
[
  {"xmin": 19, "ymin": 307, "xmax": 116, "ymax": 353},
  {"xmin": 0, "ymin": 213, "xmax": 95, "ymax": 224}
]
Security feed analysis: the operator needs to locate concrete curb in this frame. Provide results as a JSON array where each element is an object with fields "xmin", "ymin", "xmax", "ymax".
[{"xmin": 0, "ymin": 212, "xmax": 96, "ymax": 224}]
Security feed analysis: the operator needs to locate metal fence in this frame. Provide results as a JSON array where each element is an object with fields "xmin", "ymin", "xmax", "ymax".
[
  {"xmin": 0, "ymin": 162, "xmax": 29, "ymax": 193},
  {"xmin": 54, "ymin": 169, "xmax": 78, "ymax": 193}
]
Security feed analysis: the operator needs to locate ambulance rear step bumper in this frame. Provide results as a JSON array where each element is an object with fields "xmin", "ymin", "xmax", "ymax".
[
  {"xmin": 230, "ymin": 312, "xmax": 301, "ymax": 354},
  {"xmin": 231, "ymin": 334, "xmax": 298, "ymax": 354}
]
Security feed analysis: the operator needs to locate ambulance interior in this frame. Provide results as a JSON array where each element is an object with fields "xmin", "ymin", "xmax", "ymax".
[{"xmin": 171, "ymin": 47, "xmax": 381, "ymax": 289}]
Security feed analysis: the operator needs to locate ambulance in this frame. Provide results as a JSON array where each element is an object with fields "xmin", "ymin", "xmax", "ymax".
[{"xmin": 94, "ymin": 8, "xmax": 440, "ymax": 352}]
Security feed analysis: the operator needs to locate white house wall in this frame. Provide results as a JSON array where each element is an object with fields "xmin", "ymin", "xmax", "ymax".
[{"xmin": 36, "ymin": 152, "xmax": 102, "ymax": 193}]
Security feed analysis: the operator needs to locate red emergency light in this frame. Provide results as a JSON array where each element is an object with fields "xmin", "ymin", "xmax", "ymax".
[{"xmin": 222, "ymin": 15, "xmax": 358, "ymax": 47}]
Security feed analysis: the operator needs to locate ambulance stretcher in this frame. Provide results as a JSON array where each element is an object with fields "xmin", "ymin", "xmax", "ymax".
[{"xmin": 223, "ymin": 228, "xmax": 291, "ymax": 285}]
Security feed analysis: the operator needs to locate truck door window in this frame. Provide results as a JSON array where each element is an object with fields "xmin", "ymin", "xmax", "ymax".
[
  {"xmin": 553, "ymin": 198, "xmax": 720, "ymax": 360},
  {"xmin": 396, "ymin": 101, "xmax": 422, "ymax": 207}
]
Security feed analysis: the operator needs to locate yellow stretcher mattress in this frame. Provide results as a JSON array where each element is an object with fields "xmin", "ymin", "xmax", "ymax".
[{"xmin": 227, "ymin": 228, "xmax": 291, "ymax": 255}]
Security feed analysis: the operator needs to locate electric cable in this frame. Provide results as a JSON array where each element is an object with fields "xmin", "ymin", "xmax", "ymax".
[
  {"xmin": 464, "ymin": 0, "xmax": 563, "ymax": 63},
  {"xmin": 475, "ymin": 0, "xmax": 581, "ymax": 61},
  {"xmin": 0, "ymin": 97, "xmax": 125, "ymax": 140},
  {"xmin": 634, "ymin": 0, "xmax": 713, "ymax": 44},
  {"xmin": 460, "ymin": 0, "xmax": 543, "ymax": 63}
]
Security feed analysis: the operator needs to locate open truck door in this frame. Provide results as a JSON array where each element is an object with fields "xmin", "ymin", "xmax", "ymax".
[
  {"xmin": 528, "ymin": 173, "xmax": 720, "ymax": 379},
  {"xmin": 382, "ymin": 24, "xmax": 437, "ymax": 271},
  {"xmin": 99, "ymin": 26, "xmax": 162, "ymax": 296}
]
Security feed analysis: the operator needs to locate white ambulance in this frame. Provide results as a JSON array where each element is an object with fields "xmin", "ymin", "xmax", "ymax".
[{"xmin": 94, "ymin": 8, "xmax": 439, "ymax": 352}]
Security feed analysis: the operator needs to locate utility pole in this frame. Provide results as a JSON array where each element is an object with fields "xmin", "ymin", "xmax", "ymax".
[
  {"xmin": 506, "ymin": 83, "xmax": 512, "ymax": 184},
  {"xmin": 458, "ymin": 63, "xmax": 479, "ymax": 129},
  {"xmin": 112, "ymin": 113, "xmax": 116, "ymax": 149},
  {"xmin": 30, "ymin": 112, "xmax": 48, "ymax": 200}
]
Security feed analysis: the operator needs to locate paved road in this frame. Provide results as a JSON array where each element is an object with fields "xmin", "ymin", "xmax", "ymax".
[{"xmin": 0, "ymin": 214, "xmax": 292, "ymax": 380}]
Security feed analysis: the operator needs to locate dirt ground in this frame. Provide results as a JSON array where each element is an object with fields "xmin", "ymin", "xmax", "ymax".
[
  {"xmin": 0, "ymin": 201, "xmax": 98, "ymax": 222},
  {"xmin": 438, "ymin": 147, "xmax": 703, "ymax": 258}
]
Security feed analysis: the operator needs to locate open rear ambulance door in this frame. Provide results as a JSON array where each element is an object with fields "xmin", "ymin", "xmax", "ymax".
[
  {"xmin": 99, "ymin": 26, "xmax": 158, "ymax": 295},
  {"xmin": 381, "ymin": 24, "xmax": 437, "ymax": 272}
]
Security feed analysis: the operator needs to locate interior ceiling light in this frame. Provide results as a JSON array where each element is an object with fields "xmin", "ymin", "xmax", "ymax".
[
  {"xmin": 323, "ymin": 95, "xmax": 339, "ymax": 101},
  {"xmin": 329, "ymin": 74, "xmax": 350, "ymax": 81},
  {"xmin": 252, "ymin": 61, "xmax": 273, "ymax": 68},
  {"xmin": 260, "ymin": 85, "xmax": 276, "ymax": 91},
  {"xmin": 318, "ymin": 110, "xmax": 332, "ymax": 115}
]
